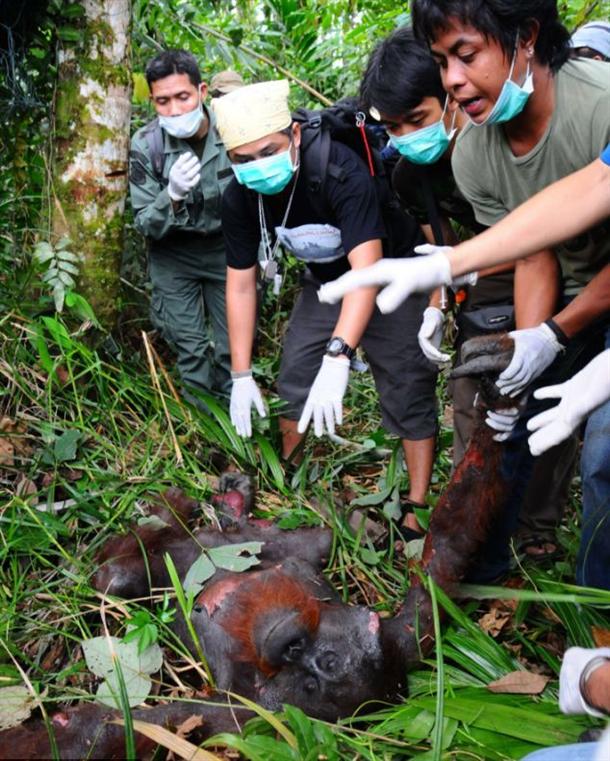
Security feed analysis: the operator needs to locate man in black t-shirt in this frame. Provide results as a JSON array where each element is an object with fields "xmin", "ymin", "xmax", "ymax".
[{"xmin": 212, "ymin": 80, "xmax": 438, "ymax": 533}]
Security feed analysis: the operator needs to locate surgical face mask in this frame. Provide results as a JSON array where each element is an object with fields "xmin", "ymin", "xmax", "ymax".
[
  {"xmin": 388, "ymin": 98, "xmax": 456, "ymax": 165},
  {"xmin": 158, "ymin": 101, "xmax": 205, "ymax": 138},
  {"xmin": 473, "ymin": 44, "xmax": 534, "ymax": 127},
  {"xmin": 232, "ymin": 144, "xmax": 298, "ymax": 195}
]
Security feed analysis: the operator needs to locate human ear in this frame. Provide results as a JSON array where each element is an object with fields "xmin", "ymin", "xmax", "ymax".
[{"xmin": 520, "ymin": 19, "xmax": 540, "ymax": 58}]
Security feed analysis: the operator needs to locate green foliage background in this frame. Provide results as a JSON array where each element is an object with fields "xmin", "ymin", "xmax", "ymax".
[{"xmin": 1, "ymin": 1, "xmax": 610, "ymax": 759}]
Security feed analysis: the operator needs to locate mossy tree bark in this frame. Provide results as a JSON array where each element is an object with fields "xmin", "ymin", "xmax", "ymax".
[{"xmin": 52, "ymin": 0, "xmax": 132, "ymax": 329}]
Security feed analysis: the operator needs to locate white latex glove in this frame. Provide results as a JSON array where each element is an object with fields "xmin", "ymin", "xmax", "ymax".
[
  {"xmin": 298, "ymin": 355, "xmax": 350, "ymax": 436},
  {"xmin": 317, "ymin": 252, "xmax": 452, "ymax": 314},
  {"xmin": 418, "ymin": 307, "xmax": 450, "ymax": 363},
  {"xmin": 559, "ymin": 646, "xmax": 610, "ymax": 717},
  {"xmin": 485, "ymin": 407, "xmax": 521, "ymax": 442},
  {"xmin": 496, "ymin": 323, "xmax": 563, "ymax": 398},
  {"xmin": 168, "ymin": 152, "xmax": 201, "ymax": 201},
  {"xmin": 414, "ymin": 244, "xmax": 479, "ymax": 287},
  {"xmin": 527, "ymin": 349, "xmax": 610, "ymax": 456},
  {"xmin": 230, "ymin": 372, "xmax": 266, "ymax": 438}
]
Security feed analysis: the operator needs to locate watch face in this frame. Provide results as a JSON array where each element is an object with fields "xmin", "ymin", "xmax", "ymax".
[{"xmin": 328, "ymin": 338, "xmax": 343, "ymax": 354}]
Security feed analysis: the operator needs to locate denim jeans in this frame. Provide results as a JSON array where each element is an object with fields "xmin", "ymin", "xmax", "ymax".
[
  {"xmin": 466, "ymin": 322, "xmax": 607, "ymax": 584},
  {"xmin": 521, "ymin": 742, "xmax": 598, "ymax": 761},
  {"xmin": 578, "ymin": 326, "xmax": 610, "ymax": 589}
]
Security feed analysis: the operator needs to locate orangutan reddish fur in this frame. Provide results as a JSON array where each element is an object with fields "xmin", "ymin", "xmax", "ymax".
[
  {"xmin": 216, "ymin": 571, "xmax": 321, "ymax": 676},
  {"xmin": 0, "ymin": 333, "xmax": 518, "ymax": 760}
]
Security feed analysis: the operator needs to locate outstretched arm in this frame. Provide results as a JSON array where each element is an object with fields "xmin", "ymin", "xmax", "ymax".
[{"xmin": 447, "ymin": 157, "xmax": 610, "ymax": 278}]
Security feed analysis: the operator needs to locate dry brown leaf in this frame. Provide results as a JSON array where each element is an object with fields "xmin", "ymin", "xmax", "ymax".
[
  {"xmin": 112, "ymin": 718, "xmax": 222, "ymax": 760},
  {"xmin": 592, "ymin": 626, "xmax": 610, "ymax": 648},
  {"xmin": 487, "ymin": 670, "xmax": 550, "ymax": 694},
  {"xmin": 175, "ymin": 714, "xmax": 204, "ymax": 740},
  {"xmin": 478, "ymin": 609, "xmax": 511, "ymax": 638},
  {"xmin": 0, "ymin": 437, "xmax": 14, "ymax": 467}
]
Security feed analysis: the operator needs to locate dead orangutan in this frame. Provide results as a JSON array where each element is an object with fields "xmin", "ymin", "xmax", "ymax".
[{"xmin": 0, "ymin": 333, "xmax": 518, "ymax": 760}]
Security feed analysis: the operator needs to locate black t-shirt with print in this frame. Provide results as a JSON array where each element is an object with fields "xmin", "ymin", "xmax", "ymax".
[{"xmin": 221, "ymin": 140, "xmax": 389, "ymax": 283}]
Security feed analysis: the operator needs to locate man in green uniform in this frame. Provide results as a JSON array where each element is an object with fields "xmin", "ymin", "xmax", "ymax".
[{"xmin": 129, "ymin": 49, "xmax": 233, "ymax": 405}]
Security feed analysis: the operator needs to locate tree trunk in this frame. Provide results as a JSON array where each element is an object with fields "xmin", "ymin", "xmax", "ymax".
[{"xmin": 52, "ymin": 0, "xmax": 132, "ymax": 329}]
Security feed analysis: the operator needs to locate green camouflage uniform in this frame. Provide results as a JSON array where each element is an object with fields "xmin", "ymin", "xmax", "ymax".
[{"xmin": 129, "ymin": 105, "xmax": 233, "ymax": 402}]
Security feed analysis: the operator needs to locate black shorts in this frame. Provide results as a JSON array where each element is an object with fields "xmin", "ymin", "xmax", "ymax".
[{"xmin": 277, "ymin": 273, "xmax": 438, "ymax": 439}]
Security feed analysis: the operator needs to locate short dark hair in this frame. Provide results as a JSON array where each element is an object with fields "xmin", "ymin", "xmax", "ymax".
[
  {"xmin": 412, "ymin": 0, "xmax": 571, "ymax": 72},
  {"xmin": 145, "ymin": 49, "xmax": 201, "ymax": 89},
  {"xmin": 570, "ymin": 46, "xmax": 609, "ymax": 62},
  {"xmin": 360, "ymin": 27, "xmax": 446, "ymax": 117}
]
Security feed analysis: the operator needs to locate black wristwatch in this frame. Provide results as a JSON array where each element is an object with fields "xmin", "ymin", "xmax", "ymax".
[{"xmin": 325, "ymin": 336, "xmax": 356, "ymax": 360}]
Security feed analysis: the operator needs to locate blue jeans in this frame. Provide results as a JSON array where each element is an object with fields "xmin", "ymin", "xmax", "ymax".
[
  {"xmin": 578, "ymin": 327, "xmax": 610, "ymax": 589},
  {"xmin": 466, "ymin": 322, "xmax": 607, "ymax": 585},
  {"xmin": 521, "ymin": 742, "xmax": 598, "ymax": 761}
]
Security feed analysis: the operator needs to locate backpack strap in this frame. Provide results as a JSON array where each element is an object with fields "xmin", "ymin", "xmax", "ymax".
[
  {"xmin": 419, "ymin": 170, "xmax": 444, "ymax": 246},
  {"xmin": 141, "ymin": 118, "xmax": 168, "ymax": 186}
]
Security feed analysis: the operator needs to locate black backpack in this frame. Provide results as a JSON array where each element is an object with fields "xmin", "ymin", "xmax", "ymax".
[{"xmin": 293, "ymin": 101, "xmax": 424, "ymax": 258}]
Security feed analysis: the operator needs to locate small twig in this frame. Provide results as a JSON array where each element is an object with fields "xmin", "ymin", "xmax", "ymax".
[
  {"xmin": 141, "ymin": 331, "xmax": 183, "ymax": 466},
  {"xmin": 185, "ymin": 18, "xmax": 333, "ymax": 106}
]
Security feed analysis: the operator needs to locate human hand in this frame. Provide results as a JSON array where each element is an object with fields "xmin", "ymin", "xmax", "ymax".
[
  {"xmin": 559, "ymin": 646, "xmax": 610, "ymax": 716},
  {"xmin": 230, "ymin": 372, "xmax": 266, "ymax": 437},
  {"xmin": 317, "ymin": 252, "xmax": 452, "ymax": 313},
  {"xmin": 418, "ymin": 306, "xmax": 450, "ymax": 363},
  {"xmin": 485, "ymin": 406, "xmax": 521, "ymax": 442},
  {"xmin": 297, "ymin": 355, "xmax": 350, "ymax": 436},
  {"xmin": 496, "ymin": 323, "xmax": 563, "ymax": 398},
  {"xmin": 168, "ymin": 152, "xmax": 201, "ymax": 201},
  {"xmin": 527, "ymin": 349, "xmax": 610, "ymax": 456},
  {"xmin": 414, "ymin": 244, "xmax": 478, "ymax": 287}
]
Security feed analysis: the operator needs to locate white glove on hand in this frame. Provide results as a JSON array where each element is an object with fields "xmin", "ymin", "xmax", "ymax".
[
  {"xmin": 496, "ymin": 323, "xmax": 563, "ymax": 398},
  {"xmin": 414, "ymin": 244, "xmax": 478, "ymax": 287},
  {"xmin": 559, "ymin": 647, "xmax": 610, "ymax": 716},
  {"xmin": 527, "ymin": 349, "xmax": 610, "ymax": 456},
  {"xmin": 168, "ymin": 152, "xmax": 201, "ymax": 201},
  {"xmin": 485, "ymin": 407, "xmax": 521, "ymax": 442},
  {"xmin": 418, "ymin": 307, "xmax": 450, "ymax": 363},
  {"xmin": 298, "ymin": 355, "xmax": 350, "ymax": 436},
  {"xmin": 230, "ymin": 373, "xmax": 266, "ymax": 438},
  {"xmin": 317, "ymin": 252, "xmax": 452, "ymax": 314}
]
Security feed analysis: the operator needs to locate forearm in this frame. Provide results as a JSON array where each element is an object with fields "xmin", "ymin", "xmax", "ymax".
[
  {"xmin": 334, "ymin": 240, "xmax": 382, "ymax": 347},
  {"xmin": 582, "ymin": 661, "xmax": 610, "ymax": 714},
  {"xmin": 447, "ymin": 159, "xmax": 610, "ymax": 278},
  {"xmin": 132, "ymin": 189, "xmax": 188, "ymax": 240},
  {"xmin": 555, "ymin": 264, "xmax": 610, "ymax": 339},
  {"xmin": 226, "ymin": 267, "xmax": 258, "ymax": 372},
  {"xmin": 513, "ymin": 250, "xmax": 560, "ymax": 328}
]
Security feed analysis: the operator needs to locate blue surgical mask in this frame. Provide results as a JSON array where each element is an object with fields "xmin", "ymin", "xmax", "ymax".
[
  {"xmin": 473, "ymin": 45, "xmax": 534, "ymax": 126},
  {"xmin": 232, "ymin": 145, "xmax": 298, "ymax": 195},
  {"xmin": 159, "ymin": 102, "xmax": 205, "ymax": 138},
  {"xmin": 388, "ymin": 98, "xmax": 456, "ymax": 165}
]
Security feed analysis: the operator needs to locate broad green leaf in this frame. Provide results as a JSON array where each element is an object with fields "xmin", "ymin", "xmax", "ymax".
[
  {"xmin": 55, "ymin": 237, "xmax": 72, "ymax": 250},
  {"xmin": 53, "ymin": 283, "xmax": 65, "ymax": 313},
  {"xmin": 57, "ymin": 27, "xmax": 82, "ymax": 42},
  {"xmin": 183, "ymin": 553, "xmax": 215, "ymax": 595},
  {"xmin": 82, "ymin": 636, "xmax": 163, "ymax": 709},
  {"xmin": 57, "ymin": 261, "xmax": 79, "ymax": 276},
  {"xmin": 53, "ymin": 429, "xmax": 81, "ymax": 462},
  {"xmin": 0, "ymin": 685, "xmax": 35, "ymax": 730},
  {"xmin": 349, "ymin": 484, "xmax": 394, "ymax": 507},
  {"xmin": 33, "ymin": 242, "xmax": 54, "ymax": 262},
  {"xmin": 56, "ymin": 249, "xmax": 79, "ymax": 262},
  {"xmin": 208, "ymin": 542, "xmax": 263, "ymax": 572},
  {"xmin": 57, "ymin": 271, "xmax": 75, "ymax": 287},
  {"xmin": 42, "ymin": 267, "xmax": 59, "ymax": 282}
]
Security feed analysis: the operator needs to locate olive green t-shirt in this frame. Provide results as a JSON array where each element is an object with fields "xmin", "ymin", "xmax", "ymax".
[{"xmin": 452, "ymin": 58, "xmax": 610, "ymax": 295}]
